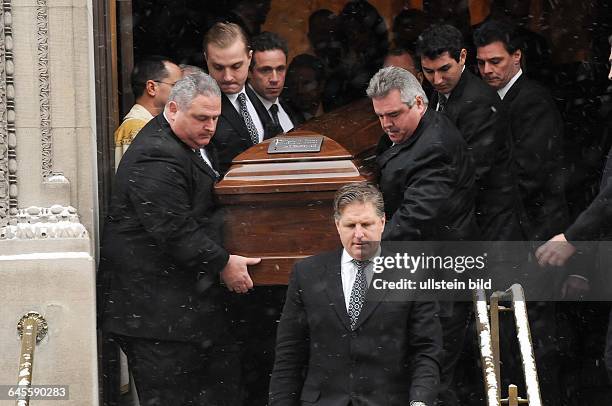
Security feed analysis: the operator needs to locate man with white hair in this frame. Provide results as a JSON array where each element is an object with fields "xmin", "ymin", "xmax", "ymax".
[{"xmin": 100, "ymin": 72, "xmax": 259, "ymax": 405}]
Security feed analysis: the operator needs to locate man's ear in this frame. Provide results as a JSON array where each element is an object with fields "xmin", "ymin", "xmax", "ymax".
[
  {"xmin": 513, "ymin": 49, "xmax": 522, "ymax": 66},
  {"xmin": 145, "ymin": 80, "xmax": 157, "ymax": 97},
  {"xmin": 414, "ymin": 96, "xmax": 426, "ymax": 114},
  {"xmin": 166, "ymin": 101, "xmax": 178, "ymax": 120},
  {"xmin": 459, "ymin": 48, "xmax": 467, "ymax": 65}
]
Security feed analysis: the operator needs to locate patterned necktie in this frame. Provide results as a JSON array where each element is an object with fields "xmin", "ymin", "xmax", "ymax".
[
  {"xmin": 268, "ymin": 104, "xmax": 283, "ymax": 137},
  {"xmin": 348, "ymin": 259, "xmax": 370, "ymax": 330},
  {"xmin": 437, "ymin": 93, "xmax": 447, "ymax": 112},
  {"xmin": 237, "ymin": 93, "xmax": 259, "ymax": 145}
]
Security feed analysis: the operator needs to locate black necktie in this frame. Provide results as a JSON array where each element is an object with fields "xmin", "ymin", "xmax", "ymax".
[
  {"xmin": 268, "ymin": 104, "xmax": 283, "ymax": 137},
  {"xmin": 269, "ymin": 104, "xmax": 280, "ymax": 126},
  {"xmin": 437, "ymin": 93, "xmax": 447, "ymax": 112},
  {"xmin": 348, "ymin": 259, "xmax": 370, "ymax": 330}
]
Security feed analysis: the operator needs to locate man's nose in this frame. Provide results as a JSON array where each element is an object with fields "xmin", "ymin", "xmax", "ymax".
[
  {"xmin": 270, "ymin": 70, "xmax": 279, "ymax": 83},
  {"xmin": 222, "ymin": 68, "xmax": 233, "ymax": 81},
  {"xmin": 204, "ymin": 119, "xmax": 215, "ymax": 132},
  {"xmin": 433, "ymin": 72, "xmax": 444, "ymax": 85},
  {"xmin": 381, "ymin": 116, "xmax": 392, "ymax": 128},
  {"xmin": 354, "ymin": 225, "xmax": 365, "ymax": 238}
]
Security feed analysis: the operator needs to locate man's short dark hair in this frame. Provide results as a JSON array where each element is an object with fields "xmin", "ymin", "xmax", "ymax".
[
  {"xmin": 473, "ymin": 20, "xmax": 522, "ymax": 54},
  {"xmin": 416, "ymin": 24, "xmax": 464, "ymax": 62},
  {"xmin": 287, "ymin": 54, "xmax": 325, "ymax": 83},
  {"xmin": 131, "ymin": 56, "xmax": 172, "ymax": 98},
  {"xmin": 387, "ymin": 47, "xmax": 422, "ymax": 71},
  {"xmin": 250, "ymin": 31, "xmax": 289, "ymax": 69}
]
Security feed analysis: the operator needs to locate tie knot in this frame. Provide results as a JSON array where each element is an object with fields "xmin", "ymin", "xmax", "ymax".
[
  {"xmin": 351, "ymin": 259, "xmax": 370, "ymax": 272},
  {"xmin": 238, "ymin": 92, "xmax": 247, "ymax": 105},
  {"xmin": 437, "ymin": 93, "xmax": 448, "ymax": 111},
  {"xmin": 269, "ymin": 103, "xmax": 279, "ymax": 114}
]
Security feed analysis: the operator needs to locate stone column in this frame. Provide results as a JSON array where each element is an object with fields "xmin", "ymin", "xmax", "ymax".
[{"xmin": 0, "ymin": 1, "xmax": 99, "ymax": 404}]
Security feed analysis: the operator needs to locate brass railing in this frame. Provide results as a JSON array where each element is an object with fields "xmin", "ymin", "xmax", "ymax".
[
  {"xmin": 474, "ymin": 285, "xmax": 542, "ymax": 406},
  {"xmin": 15, "ymin": 311, "xmax": 48, "ymax": 406}
]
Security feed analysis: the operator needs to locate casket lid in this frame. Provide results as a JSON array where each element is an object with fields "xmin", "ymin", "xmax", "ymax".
[{"xmin": 215, "ymin": 135, "xmax": 364, "ymax": 196}]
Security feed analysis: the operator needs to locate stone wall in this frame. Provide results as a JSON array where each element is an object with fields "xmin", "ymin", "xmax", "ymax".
[{"xmin": 0, "ymin": 1, "xmax": 98, "ymax": 404}]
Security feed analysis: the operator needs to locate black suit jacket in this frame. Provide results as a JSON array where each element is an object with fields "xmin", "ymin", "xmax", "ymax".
[
  {"xmin": 269, "ymin": 250, "xmax": 442, "ymax": 406},
  {"xmin": 212, "ymin": 85, "xmax": 273, "ymax": 174},
  {"xmin": 431, "ymin": 70, "xmax": 523, "ymax": 240},
  {"xmin": 566, "ymin": 146, "xmax": 612, "ymax": 242},
  {"xmin": 377, "ymin": 109, "xmax": 479, "ymax": 242},
  {"xmin": 100, "ymin": 114, "xmax": 230, "ymax": 343},
  {"xmin": 503, "ymin": 75, "xmax": 569, "ymax": 240}
]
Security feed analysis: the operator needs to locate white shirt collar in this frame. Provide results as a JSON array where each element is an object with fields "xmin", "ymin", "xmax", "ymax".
[
  {"xmin": 497, "ymin": 69, "xmax": 523, "ymax": 100},
  {"xmin": 225, "ymin": 86, "xmax": 246, "ymax": 103},
  {"xmin": 340, "ymin": 246, "xmax": 382, "ymax": 265}
]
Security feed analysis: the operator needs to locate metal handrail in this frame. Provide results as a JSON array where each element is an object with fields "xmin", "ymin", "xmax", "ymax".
[
  {"xmin": 474, "ymin": 284, "xmax": 542, "ymax": 406},
  {"xmin": 15, "ymin": 312, "xmax": 48, "ymax": 406}
]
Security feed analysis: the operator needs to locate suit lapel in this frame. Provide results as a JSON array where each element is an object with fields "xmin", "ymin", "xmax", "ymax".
[
  {"xmin": 190, "ymin": 148, "xmax": 220, "ymax": 181},
  {"xmin": 246, "ymin": 85, "xmax": 275, "ymax": 140},
  {"xmin": 324, "ymin": 251, "xmax": 352, "ymax": 331},
  {"xmin": 501, "ymin": 74, "xmax": 525, "ymax": 104},
  {"xmin": 280, "ymin": 99, "xmax": 301, "ymax": 127},
  {"xmin": 221, "ymin": 93, "xmax": 253, "ymax": 144}
]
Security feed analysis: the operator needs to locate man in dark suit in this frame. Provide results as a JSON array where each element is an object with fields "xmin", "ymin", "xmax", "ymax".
[
  {"xmin": 474, "ymin": 20, "xmax": 569, "ymax": 242},
  {"xmin": 99, "ymin": 72, "xmax": 259, "ymax": 405},
  {"xmin": 416, "ymin": 26, "xmax": 524, "ymax": 404},
  {"xmin": 417, "ymin": 24, "xmax": 522, "ymax": 242},
  {"xmin": 536, "ymin": 36, "xmax": 612, "ymax": 380},
  {"xmin": 367, "ymin": 66, "xmax": 478, "ymax": 242},
  {"xmin": 368, "ymin": 66, "xmax": 478, "ymax": 406},
  {"xmin": 204, "ymin": 22, "xmax": 272, "ymax": 174},
  {"xmin": 248, "ymin": 31, "xmax": 302, "ymax": 136},
  {"xmin": 269, "ymin": 182, "xmax": 442, "ymax": 406}
]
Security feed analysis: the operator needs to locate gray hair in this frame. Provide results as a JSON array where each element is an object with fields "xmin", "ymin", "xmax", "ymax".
[
  {"xmin": 333, "ymin": 182, "xmax": 385, "ymax": 220},
  {"xmin": 168, "ymin": 72, "xmax": 221, "ymax": 110},
  {"xmin": 366, "ymin": 66, "xmax": 428, "ymax": 106},
  {"xmin": 179, "ymin": 64, "xmax": 205, "ymax": 76}
]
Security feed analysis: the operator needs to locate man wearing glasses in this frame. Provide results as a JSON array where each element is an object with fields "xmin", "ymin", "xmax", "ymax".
[{"xmin": 114, "ymin": 56, "xmax": 182, "ymax": 169}]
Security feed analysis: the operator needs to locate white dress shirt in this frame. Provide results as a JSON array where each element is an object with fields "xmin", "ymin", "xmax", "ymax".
[
  {"xmin": 226, "ymin": 88, "xmax": 265, "ymax": 142},
  {"xmin": 340, "ymin": 248, "xmax": 381, "ymax": 311},
  {"xmin": 249, "ymin": 84, "xmax": 294, "ymax": 133},
  {"xmin": 497, "ymin": 69, "xmax": 523, "ymax": 100}
]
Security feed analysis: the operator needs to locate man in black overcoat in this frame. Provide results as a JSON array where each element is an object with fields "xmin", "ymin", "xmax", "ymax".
[
  {"xmin": 474, "ymin": 19, "xmax": 569, "ymax": 242},
  {"xmin": 99, "ymin": 72, "xmax": 259, "ymax": 406}
]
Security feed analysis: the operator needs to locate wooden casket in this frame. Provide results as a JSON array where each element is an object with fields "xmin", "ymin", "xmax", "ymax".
[{"xmin": 215, "ymin": 98, "xmax": 381, "ymax": 285}]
